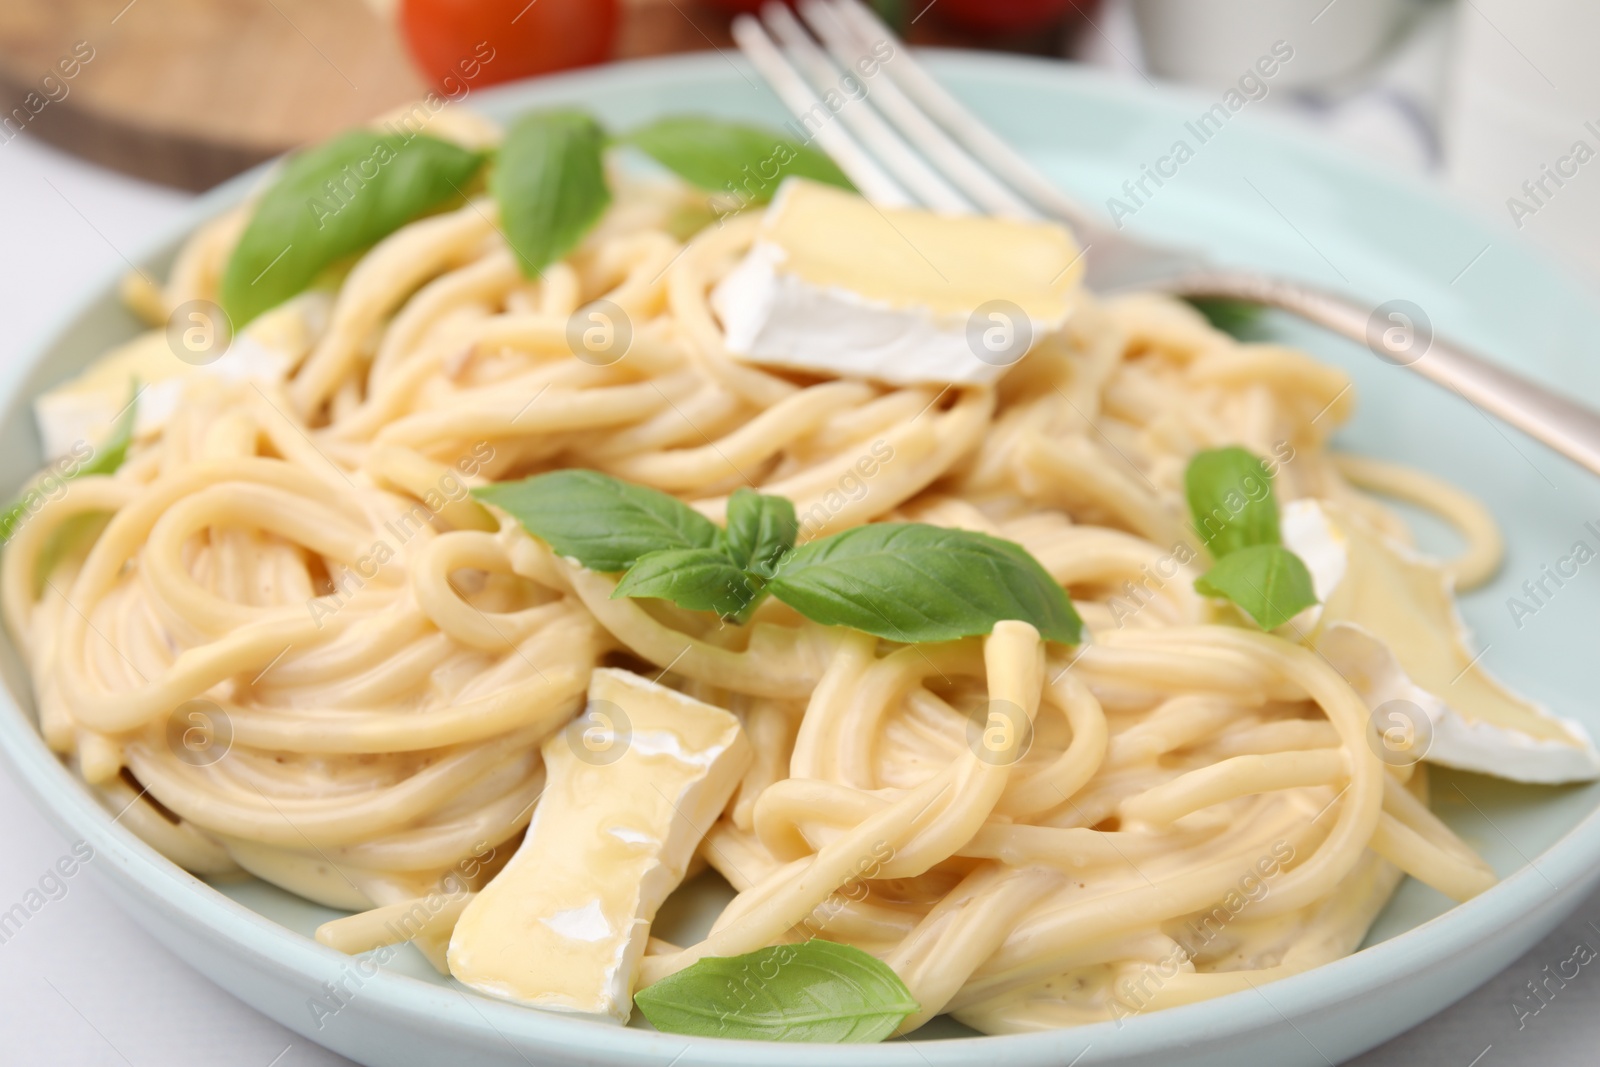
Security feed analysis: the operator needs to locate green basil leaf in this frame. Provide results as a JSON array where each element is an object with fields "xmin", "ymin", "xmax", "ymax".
[
  {"xmin": 633, "ymin": 940, "xmax": 917, "ymax": 1042},
  {"xmin": 473, "ymin": 470, "xmax": 717, "ymax": 573},
  {"xmin": 33, "ymin": 512, "xmax": 111, "ymax": 592},
  {"xmin": 77, "ymin": 380, "xmax": 139, "ymax": 478},
  {"xmin": 723, "ymin": 488, "xmax": 798, "ymax": 579},
  {"xmin": 3, "ymin": 380, "xmax": 138, "ymax": 545},
  {"xmin": 622, "ymin": 115, "xmax": 853, "ymax": 204},
  {"xmin": 1185, "ymin": 447, "xmax": 1281, "ymax": 559},
  {"xmin": 493, "ymin": 109, "xmax": 610, "ymax": 278},
  {"xmin": 766, "ymin": 523, "xmax": 1082, "ymax": 645},
  {"xmin": 1, "ymin": 500, "xmax": 28, "ymax": 545},
  {"xmin": 1194, "ymin": 544, "xmax": 1318, "ymax": 630},
  {"xmin": 220, "ymin": 130, "xmax": 484, "ymax": 325},
  {"xmin": 613, "ymin": 547, "xmax": 760, "ymax": 620},
  {"xmin": 1184, "ymin": 296, "xmax": 1266, "ymax": 339}
]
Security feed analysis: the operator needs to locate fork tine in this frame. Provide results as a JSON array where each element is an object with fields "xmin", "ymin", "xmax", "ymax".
[
  {"xmin": 730, "ymin": 13, "xmax": 913, "ymax": 207},
  {"xmin": 830, "ymin": 0, "xmax": 1106, "ymax": 235},
  {"xmin": 799, "ymin": 0, "xmax": 1038, "ymax": 220},
  {"xmin": 759, "ymin": 3, "xmax": 973, "ymax": 213}
]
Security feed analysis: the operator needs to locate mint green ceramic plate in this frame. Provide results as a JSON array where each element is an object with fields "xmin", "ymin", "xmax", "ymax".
[{"xmin": 2, "ymin": 51, "xmax": 1599, "ymax": 1067}]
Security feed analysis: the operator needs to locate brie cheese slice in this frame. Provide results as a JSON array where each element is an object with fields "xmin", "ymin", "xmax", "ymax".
[
  {"xmin": 711, "ymin": 179, "xmax": 1083, "ymax": 386},
  {"xmin": 1283, "ymin": 499, "xmax": 1600, "ymax": 783},
  {"xmin": 33, "ymin": 290, "xmax": 329, "ymax": 462},
  {"xmin": 447, "ymin": 668, "xmax": 751, "ymax": 1021}
]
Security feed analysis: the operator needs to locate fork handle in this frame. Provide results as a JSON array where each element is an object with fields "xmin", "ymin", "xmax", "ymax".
[{"xmin": 1163, "ymin": 269, "xmax": 1600, "ymax": 478}]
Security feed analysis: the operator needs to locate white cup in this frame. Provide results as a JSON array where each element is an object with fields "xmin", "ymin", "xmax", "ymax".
[{"xmin": 1131, "ymin": 0, "xmax": 1409, "ymax": 90}]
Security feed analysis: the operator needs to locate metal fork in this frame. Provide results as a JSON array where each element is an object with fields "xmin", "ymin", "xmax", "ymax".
[{"xmin": 732, "ymin": 0, "xmax": 1600, "ymax": 477}]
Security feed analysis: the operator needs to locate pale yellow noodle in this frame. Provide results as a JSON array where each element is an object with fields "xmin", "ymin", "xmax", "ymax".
[{"xmin": 0, "ymin": 145, "xmax": 1503, "ymax": 1024}]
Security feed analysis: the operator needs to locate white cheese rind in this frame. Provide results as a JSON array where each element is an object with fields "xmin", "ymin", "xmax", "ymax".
[
  {"xmin": 710, "ymin": 179, "xmax": 1082, "ymax": 387},
  {"xmin": 1282, "ymin": 498, "xmax": 1600, "ymax": 783},
  {"xmin": 714, "ymin": 240, "xmax": 1031, "ymax": 386},
  {"xmin": 1280, "ymin": 499, "xmax": 1347, "ymax": 621},
  {"xmin": 446, "ymin": 668, "xmax": 751, "ymax": 1022},
  {"xmin": 1317, "ymin": 621, "xmax": 1600, "ymax": 783}
]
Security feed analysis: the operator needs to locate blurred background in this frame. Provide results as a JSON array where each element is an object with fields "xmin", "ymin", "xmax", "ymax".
[{"xmin": 0, "ymin": 0, "xmax": 1596, "ymax": 285}]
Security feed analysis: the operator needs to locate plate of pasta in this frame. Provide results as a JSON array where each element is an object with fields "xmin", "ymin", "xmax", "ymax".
[{"xmin": 3, "ymin": 48, "xmax": 1600, "ymax": 1067}]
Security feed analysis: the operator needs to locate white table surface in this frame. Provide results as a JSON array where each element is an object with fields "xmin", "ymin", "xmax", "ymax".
[{"xmin": 1, "ymin": 126, "xmax": 1597, "ymax": 1067}]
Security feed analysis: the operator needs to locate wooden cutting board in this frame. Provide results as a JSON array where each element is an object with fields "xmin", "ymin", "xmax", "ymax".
[
  {"xmin": 0, "ymin": 0, "xmax": 737, "ymax": 189},
  {"xmin": 0, "ymin": 0, "xmax": 1070, "ymax": 190}
]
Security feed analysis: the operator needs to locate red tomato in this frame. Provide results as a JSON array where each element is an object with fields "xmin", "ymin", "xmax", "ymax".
[
  {"xmin": 935, "ymin": 0, "xmax": 1080, "ymax": 33},
  {"xmin": 399, "ymin": 0, "xmax": 621, "ymax": 92}
]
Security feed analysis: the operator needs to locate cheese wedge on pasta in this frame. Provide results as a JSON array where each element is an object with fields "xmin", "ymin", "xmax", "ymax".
[
  {"xmin": 1283, "ymin": 499, "xmax": 1600, "ymax": 783},
  {"xmin": 32, "ymin": 290, "xmax": 327, "ymax": 461},
  {"xmin": 711, "ymin": 178, "xmax": 1083, "ymax": 386},
  {"xmin": 447, "ymin": 668, "xmax": 751, "ymax": 1021}
]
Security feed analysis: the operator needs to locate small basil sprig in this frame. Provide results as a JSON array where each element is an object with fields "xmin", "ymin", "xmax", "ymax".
[
  {"xmin": 1184, "ymin": 296, "xmax": 1266, "ymax": 340},
  {"xmin": 1185, "ymin": 447, "xmax": 1316, "ymax": 630},
  {"xmin": 609, "ymin": 486, "xmax": 793, "ymax": 624},
  {"xmin": 622, "ymin": 115, "xmax": 853, "ymax": 204},
  {"xmin": 633, "ymin": 941, "xmax": 918, "ymax": 1042},
  {"xmin": 1186, "ymin": 447, "xmax": 1280, "ymax": 558},
  {"xmin": 1195, "ymin": 546, "xmax": 1316, "ymax": 629},
  {"xmin": 723, "ymin": 488, "xmax": 798, "ymax": 579},
  {"xmin": 474, "ymin": 470, "xmax": 1082, "ymax": 645},
  {"xmin": 220, "ymin": 130, "xmax": 485, "ymax": 325},
  {"xmin": 493, "ymin": 109, "xmax": 611, "ymax": 277}
]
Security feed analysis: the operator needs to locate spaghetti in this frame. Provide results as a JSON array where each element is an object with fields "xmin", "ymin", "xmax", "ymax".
[{"xmin": 2, "ymin": 116, "xmax": 1503, "ymax": 1032}]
